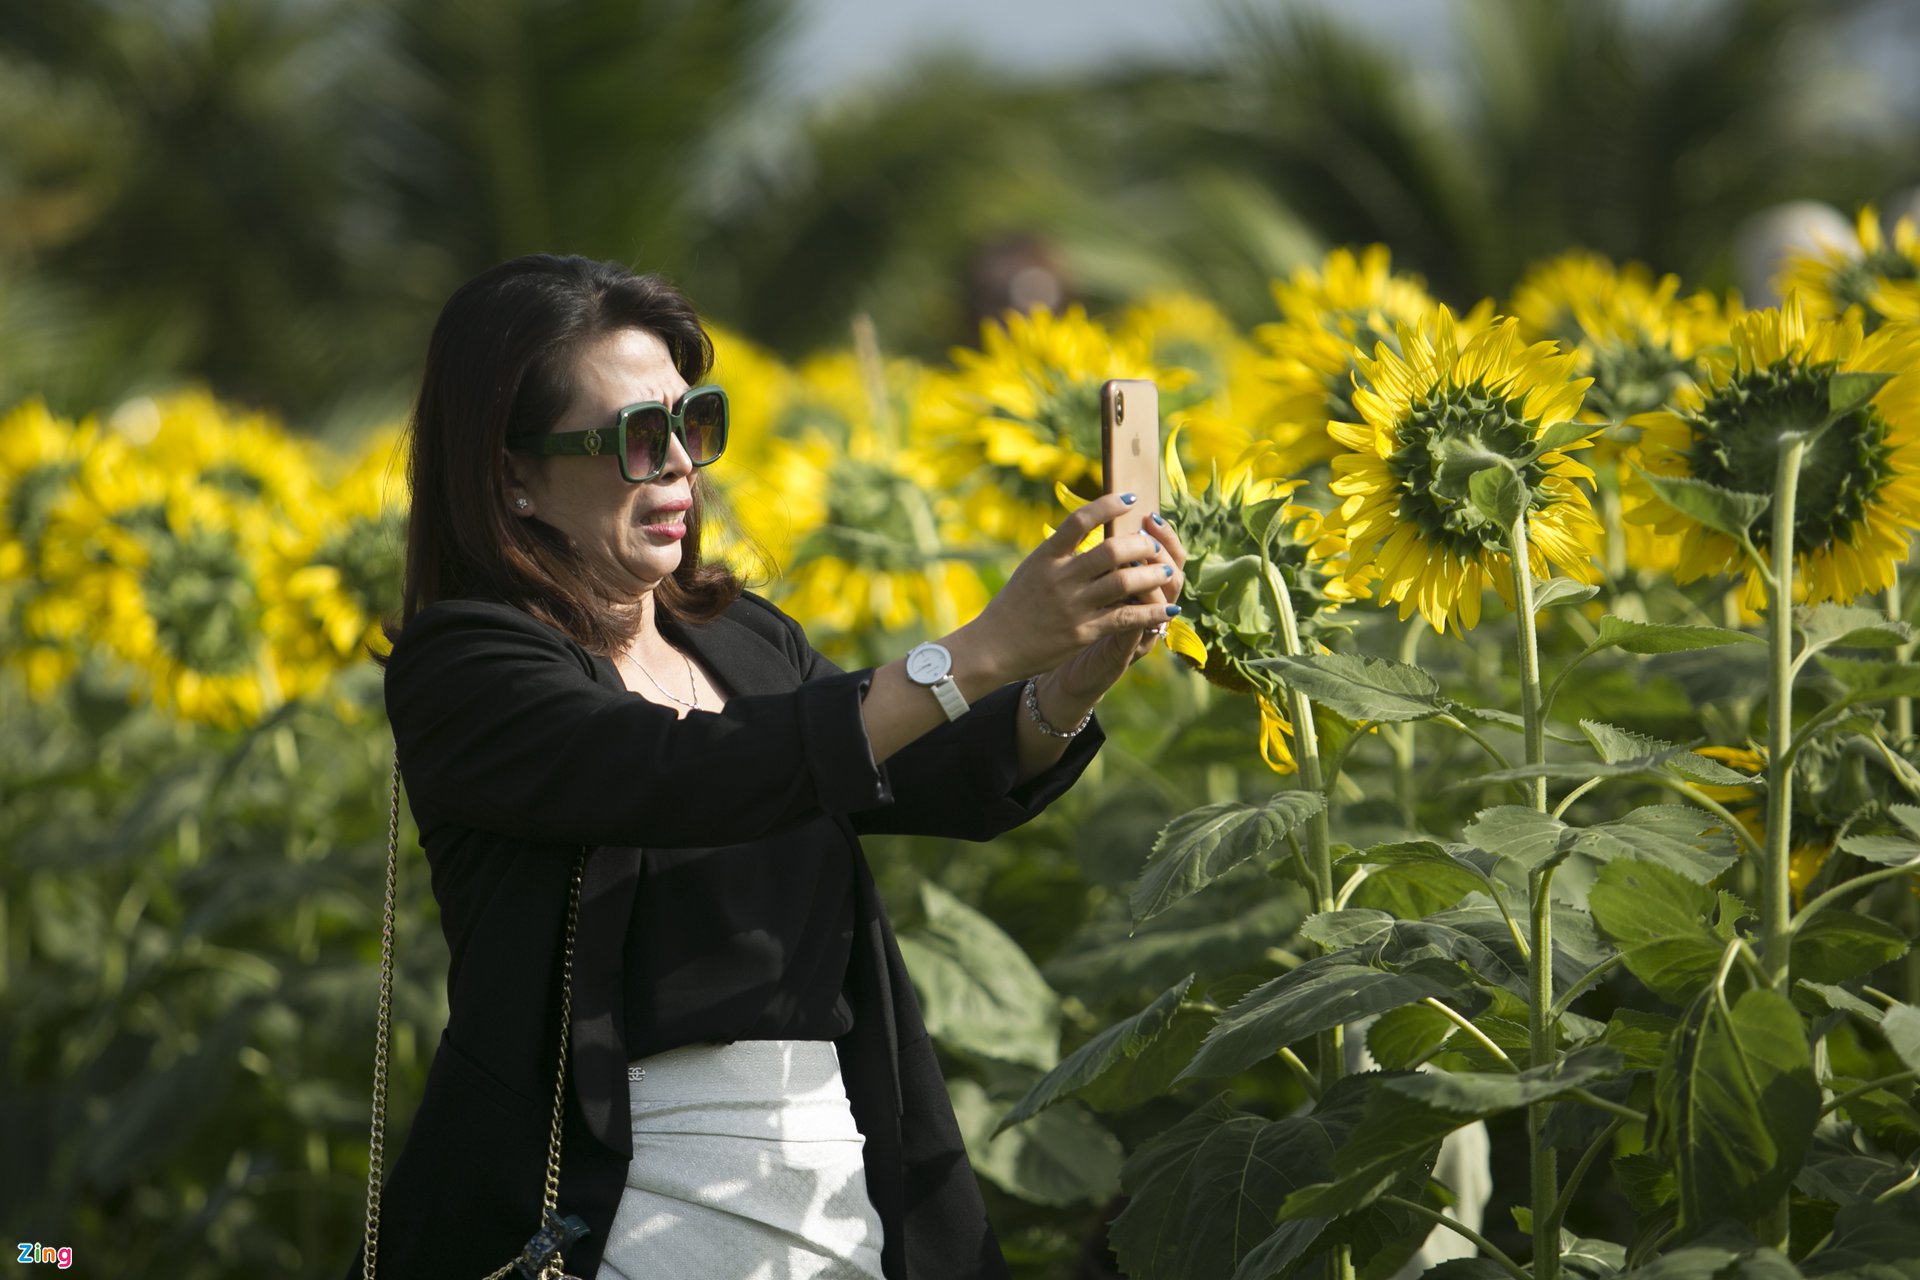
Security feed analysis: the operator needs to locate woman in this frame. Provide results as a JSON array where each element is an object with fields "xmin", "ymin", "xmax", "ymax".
[{"xmin": 349, "ymin": 255, "xmax": 1186, "ymax": 1280}]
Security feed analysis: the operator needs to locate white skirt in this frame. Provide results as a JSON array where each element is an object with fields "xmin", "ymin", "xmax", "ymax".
[{"xmin": 592, "ymin": 1039, "xmax": 887, "ymax": 1280}]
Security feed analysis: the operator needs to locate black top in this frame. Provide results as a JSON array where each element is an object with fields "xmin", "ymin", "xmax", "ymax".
[
  {"xmin": 351, "ymin": 591, "xmax": 1104, "ymax": 1280},
  {"xmin": 621, "ymin": 804, "xmax": 858, "ymax": 1055}
]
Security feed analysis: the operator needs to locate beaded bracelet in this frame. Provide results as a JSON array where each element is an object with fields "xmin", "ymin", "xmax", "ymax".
[{"xmin": 1023, "ymin": 676, "xmax": 1094, "ymax": 739}]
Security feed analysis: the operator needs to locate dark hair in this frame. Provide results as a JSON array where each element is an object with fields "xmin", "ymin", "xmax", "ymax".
[{"xmin": 376, "ymin": 255, "xmax": 744, "ymax": 666}]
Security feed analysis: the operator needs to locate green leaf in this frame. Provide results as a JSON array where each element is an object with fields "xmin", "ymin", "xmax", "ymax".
[
  {"xmin": 1468, "ymin": 463, "xmax": 1528, "ymax": 529},
  {"xmin": 948, "ymin": 1078, "xmax": 1121, "ymax": 1207},
  {"xmin": 1562, "ymin": 806, "xmax": 1739, "ymax": 883},
  {"xmin": 1110, "ymin": 1093, "xmax": 1357, "ymax": 1280},
  {"xmin": 1299, "ymin": 909, "xmax": 1399, "ymax": 952},
  {"xmin": 1655, "ymin": 987, "xmax": 1820, "ymax": 1233},
  {"xmin": 1624, "ymin": 1233, "xmax": 1800, "ymax": 1280},
  {"xmin": 995, "ymin": 976, "xmax": 1195, "ymax": 1136},
  {"xmin": 1828, "ymin": 371, "xmax": 1897, "ymax": 420},
  {"xmin": 1365, "ymin": 1003, "xmax": 1459, "ymax": 1070},
  {"xmin": 1579, "ymin": 720, "xmax": 1758, "ymax": 787},
  {"xmin": 1179, "ymin": 957, "xmax": 1467, "ymax": 1081},
  {"xmin": 1525, "ymin": 418, "xmax": 1606, "ymax": 463},
  {"xmin": 1532, "ymin": 578, "xmax": 1601, "ymax": 612},
  {"xmin": 1603, "ymin": 1009, "xmax": 1683, "ymax": 1071},
  {"xmin": 1818, "ymin": 657, "xmax": 1920, "ymax": 704},
  {"xmin": 1336, "ymin": 840, "xmax": 1496, "ymax": 907},
  {"xmin": 1588, "ymin": 859, "xmax": 1733, "ymax": 1003},
  {"xmin": 1802, "ymin": 1201, "xmax": 1920, "ymax": 1278},
  {"xmin": 1249, "ymin": 652, "xmax": 1445, "ymax": 723},
  {"xmin": 1279, "ymin": 1049, "xmax": 1621, "ymax": 1222},
  {"xmin": 1798, "ymin": 981, "xmax": 1886, "ymax": 1023},
  {"xmin": 1594, "ymin": 614, "xmax": 1762, "ymax": 655},
  {"xmin": 1463, "ymin": 805, "xmax": 1568, "ymax": 872},
  {"xmin": 1796, "ymin": 603, "xmax": 1912, "ymax": 653},
  {"xmin": 898, "ymin": 881, "xmax": 1059, "ymax": 1070},
  {"xmin": 1614, "ymin": 1151, "xmax": 1677, "ymax": 1212},
  {"xmin": 1627, "ymin": 463, "xmax": 1771, "ymax": 543},
  {"xmin": 1836, "ymin": 815, "xmax": 1920, "ymax": 868},
  {"xmin": 1883, "ymin": 1003, "xmax": 1920, "ymax": 1075},
  {"xmin": 1134, "ymin": 792, "xmax": 1326, "ymax": 923},
  {"xmin": 1046, "ymin": 892, "xmax": 1306, "ymax": 1008},
  {"xmin": 1790, "ymin": 912, "xmax": 1909, "ymax": 985},
  {"xmin": 1383, "ymin": 1044, "xmax": 1622, "ymax": 1114},
  {"xmin": 1077, "ymin": 1008, "xmax": 1216, "ymax": 1114}
]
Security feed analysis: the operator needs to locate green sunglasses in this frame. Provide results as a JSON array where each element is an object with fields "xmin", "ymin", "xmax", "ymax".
[{"xmin": 505, "ymin": 385, "xmax": 729, "ymax": 483}]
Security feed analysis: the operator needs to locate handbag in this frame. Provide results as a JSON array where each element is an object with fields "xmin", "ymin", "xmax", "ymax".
[{"xmin": 360, "ymin": 748, "xmax": 593, "ymax": 1280}]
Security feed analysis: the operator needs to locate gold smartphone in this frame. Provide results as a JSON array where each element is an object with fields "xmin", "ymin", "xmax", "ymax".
[{"xmin": 1100, "ymin": 378, "xmax": 1161, "ymax": 543}]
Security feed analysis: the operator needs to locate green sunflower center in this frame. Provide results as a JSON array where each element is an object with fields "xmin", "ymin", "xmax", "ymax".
[
  {"xmin": 1831, "ymin": 249, "xmax": 1919, "ymax": 316},
  {"xmin": 201, "ymin": 462, "xmax": 268, "ymax": 500},
  {"xmin": 141, "ymin": 526, "xmax": 261, "ymax": 674},
  {"xmin": 1587, "ymin": 337, "xmax": 1698, "ymax": 420},
  {"xmin": 799, "ymin": 458, "xmax": 943, "ymax": 572},
  {"xmin": 1385, "ymin": 380, "xmax": 1557, "ymax": 554},
  {"xmin": 5, "ymin": 462, "xmax": 77, "ymax": 557},
  {"xmin": 1323, "ymin": 312, "xmax": 1400, "ymax": 426},
  {"xmin": 1682, "ymin": 358, "xmax": 1894, "ymax": 553},
  {"xmin": 978, "ymin": 378, "xmax": 1105, "ymax": 508},
  {"xmin": 316, "ymin": 513, "xmax": 402, "ymax": 617}
]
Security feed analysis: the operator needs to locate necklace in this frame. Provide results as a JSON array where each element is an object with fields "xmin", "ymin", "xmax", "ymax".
[{"xmin": 632, "ymin": 646, "xmax": 700, "ymax": 711}]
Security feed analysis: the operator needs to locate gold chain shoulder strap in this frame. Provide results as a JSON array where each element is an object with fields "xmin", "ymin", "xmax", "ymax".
[{"xmin": 363, "ymin": 748, "xmax": 588, "ymax": 1280}]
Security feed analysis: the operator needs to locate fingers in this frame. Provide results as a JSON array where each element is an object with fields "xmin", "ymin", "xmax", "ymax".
[
  {"xmin": 1101, "ymin": 599, "xmax": 1182, "ymax": 634},
  {"xmin": 1047, "ymin": 492, "xmax": 1142, "ymax": 555},
  {"xmin": 1140, "ymin": 509, "xmax": 1188, "ymax": 569},
  {"xmin": 1073, "ymin": 530, "xmax": 1163, "ymax": 580},
  {"xmin": 1094, "ymin": 562, "xmax": 1180, "ymax": 608}
]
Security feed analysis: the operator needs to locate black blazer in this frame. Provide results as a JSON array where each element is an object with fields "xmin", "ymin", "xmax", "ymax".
[{"xmin": 343, "ymin": 592, "xmax": 1102, "ymax": 1279}]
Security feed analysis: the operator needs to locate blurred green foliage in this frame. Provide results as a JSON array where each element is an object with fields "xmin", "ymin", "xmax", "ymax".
[{"xmin": 2, "ymin": 0, "xmax": 1916, "ymax": 429}]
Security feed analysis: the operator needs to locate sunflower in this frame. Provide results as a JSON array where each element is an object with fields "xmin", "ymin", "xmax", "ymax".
[
  {"xmin": 1149, "ymin": 426, "xmax": 1372, "ymax": 773},
  {"xmin": 926, "ymin": 304, "xmax": 1191, "ymax": 544},
  {"xmin": 264, "ymin": 422, "xmax": 406, "ymax": 699},
  {"xmin": 1508, "ymin": 252, "xmax": 1741, "ymax": 580},
  {"xmin": 1624, "ymin": 299, "xmax": 1920, "ymax": 611},
  {"xmin": 1326, "ymin": 308, "xmax": 1605, "ymax": 636},
  {"xmin": 1508, "ymin": 250, "xmax": 1737, "ymax": 428},
  {"xmin": 740, "ymin": 352, "xmax": 988, "ymax": 652},
  {"xmin": 701, "ymin": 324, "xmax": 799, "ymax": 574},
  {"xmin": 40, "ymin": 430, "xmax": 285, "ymax": 728},
  {"xmin": 1253, "ymin": 246, "xmax": 1491, "ymax": 472},
  {"xmin": 0, "ymin": 400, "xmax": 105, "ymax": 695},
  {"xmin": 114, "ymin": 390, "xmax": 323, "ymax": 540},
  {"xmin": 1114, "ymin": 292, "xmax": 1263, "ymax": 475},
  {"xmin": 1776, "ymin": 206, "xmax": 1920, "ymax": 332}
]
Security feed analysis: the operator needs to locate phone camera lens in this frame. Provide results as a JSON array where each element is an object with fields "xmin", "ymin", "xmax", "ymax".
[{"xmin": 1114, "ymin": 390, "xmax": 1125, "ymax": 424}]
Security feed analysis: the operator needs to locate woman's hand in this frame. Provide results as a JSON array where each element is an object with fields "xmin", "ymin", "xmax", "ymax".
[
  {"xmin": 1041, "ymin": 504, "xmax": 1188, "ymax": 704},
  {"xmin": 954, "ymin": 492, "xmax": 1185, "ymax": 685}
]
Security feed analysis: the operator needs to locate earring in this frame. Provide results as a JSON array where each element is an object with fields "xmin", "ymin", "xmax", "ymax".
[{"xmin": 514, "ymin": 497, "xmax": 530, "ymax": 510}]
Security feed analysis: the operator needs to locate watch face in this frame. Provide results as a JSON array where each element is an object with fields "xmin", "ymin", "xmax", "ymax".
[{"xmin": 906, "ymin": 642, "xmax": 952, "ymax": 684}]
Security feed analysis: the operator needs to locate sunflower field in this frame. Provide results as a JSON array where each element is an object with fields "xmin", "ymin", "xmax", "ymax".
[{"xmin": 7, "ymin": 217, "xmax": 1920, "ymax": 1279}]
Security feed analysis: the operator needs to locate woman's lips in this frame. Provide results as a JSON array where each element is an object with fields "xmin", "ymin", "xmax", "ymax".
[{"xmin": 639, "ymin": 501, "xmax": 689, "ymax": 540}]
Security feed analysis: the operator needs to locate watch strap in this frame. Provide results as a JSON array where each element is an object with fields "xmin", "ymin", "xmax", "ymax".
[{"xmin": 929, "ymin": 675, "xmax": 969, "ymax": 721}]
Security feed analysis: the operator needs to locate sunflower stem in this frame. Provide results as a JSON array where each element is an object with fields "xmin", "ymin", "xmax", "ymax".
[
  {"xmin": 1395, "ymin": 621, "xmax": 1424, "ymax": 828},
  {"xmin": 1890, "ymin": 571, "xmax": 1913, "ymax": 742},
  {"xmin": 1510, "ymin": 508, "xmax": 1560, "ymax": 1280},
  {"xmin": 1263, "ymin": 554, "xmax": 1350, "ymax": 1280},
  {"xmin": 1762, "ymin": 436, "xmax": 1808, "ymax": 991}
]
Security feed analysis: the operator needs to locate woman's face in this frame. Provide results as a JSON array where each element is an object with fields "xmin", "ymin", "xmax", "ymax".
[{"xmin": 506, "ymin": 326, "xmax": 696, "ymax": 599}]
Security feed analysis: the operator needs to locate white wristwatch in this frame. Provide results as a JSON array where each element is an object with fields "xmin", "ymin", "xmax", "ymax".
[{"xmin": 904, "ymin": 641, "xmax": 969, "ymax": 722}]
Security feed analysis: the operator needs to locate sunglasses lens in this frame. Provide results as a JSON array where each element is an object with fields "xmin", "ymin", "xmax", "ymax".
[
  {"xmin": 682, "ymin": 391, "xmax": 727, "ymax": 465},
  {"xmin": 624, "ymin": 407, "xmax": 670, "ymax": 479}
]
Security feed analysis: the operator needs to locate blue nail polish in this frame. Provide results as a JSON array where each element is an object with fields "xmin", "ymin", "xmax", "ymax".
[
  {"xmin": 1166, "ymin": 604, "xmax": 1182, "ymax": 618},
  {"xmin": 1121, "ymin": 493, "xmax": 1137, "ymax": 505},
  {"xmin": 1163, "ymin": 565, "xmax": 1173, "ymax": 578},
  {"xmin": 1151, "ymin": 512, "xmax": 1165, "ymax": 526}
]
